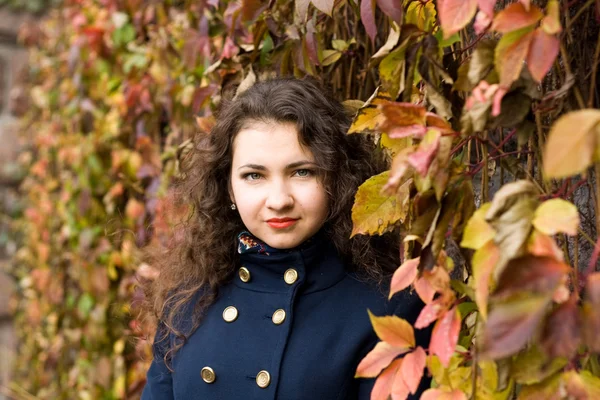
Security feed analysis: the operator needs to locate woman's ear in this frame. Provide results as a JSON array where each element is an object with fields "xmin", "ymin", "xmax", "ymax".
[{"xmin": 228, "ymin": 181, "xmax": 236, "ymax": 205}]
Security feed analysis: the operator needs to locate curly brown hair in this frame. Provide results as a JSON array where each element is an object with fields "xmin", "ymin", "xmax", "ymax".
[{"xmin": 143, "ymin": 76, "xmax": 399, "ymax": 369}]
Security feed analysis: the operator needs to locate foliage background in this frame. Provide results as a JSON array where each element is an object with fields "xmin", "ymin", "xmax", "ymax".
[{"xmin": 4, "ymin": 0, "xmax": 600, "ymax": 399}]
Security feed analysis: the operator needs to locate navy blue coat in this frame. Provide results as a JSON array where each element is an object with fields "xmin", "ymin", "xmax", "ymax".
[{"xmin": 142, "ymin": 232, "xmax": 429, "ymax": 399}]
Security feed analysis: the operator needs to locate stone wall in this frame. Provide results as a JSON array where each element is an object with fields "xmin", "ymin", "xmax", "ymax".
[{"xmin": 0, "ymin": 8, "xmax": 34, "ymax": 399}]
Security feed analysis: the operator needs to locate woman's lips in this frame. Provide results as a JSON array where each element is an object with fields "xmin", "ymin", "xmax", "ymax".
[{"xmin": 266, "ymin": 218, "xmax": 299, "ymax": 229}]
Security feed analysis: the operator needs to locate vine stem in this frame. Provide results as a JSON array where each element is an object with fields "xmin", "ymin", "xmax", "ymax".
[{"xmin": 587, "ymin": 30, "xmax": 600, "ymax": 107}]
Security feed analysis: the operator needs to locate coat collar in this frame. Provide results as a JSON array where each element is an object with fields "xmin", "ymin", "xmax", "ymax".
[{"xmin": 234, "ymin": 230, "xmax": 347, "ymax": 294}]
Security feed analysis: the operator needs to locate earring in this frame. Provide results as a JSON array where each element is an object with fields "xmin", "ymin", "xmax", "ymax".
[{"xmin": 230, "ymin": 203, "xmax": 237, "ymax": 210}]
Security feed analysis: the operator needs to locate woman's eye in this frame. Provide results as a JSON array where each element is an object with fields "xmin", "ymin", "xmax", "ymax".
[
  {"xmin": 294, "ymin": 169, "xmax": 312, "ymax": 177},
  {"xmin": 243, "ymin": 172, "xmax": 262, "ymax": 181}
]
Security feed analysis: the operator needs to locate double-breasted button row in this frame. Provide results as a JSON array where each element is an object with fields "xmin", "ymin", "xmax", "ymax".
[
  {"xmin": 222, "ymin": 306, "xmax": 286, "ymax": 326},
  {"xmin": 238, "ymin": 266, "xmax": 298, "ymax": 285},
  {"xmin": 201, "ymin": 366, "xmax": 271, "ymax": 388}
]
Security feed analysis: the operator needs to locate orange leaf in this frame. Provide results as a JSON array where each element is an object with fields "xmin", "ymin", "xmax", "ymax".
[
  {"xmin": 429, "ymin": 307, "xmax": 460, "ymax": 367},
  {"xmin": 381, "ymin": 102, "xmax": 427, "ymax": 138},
  {"xmin": 527, "ymin": 28, "xmax": 559, "ymax": 82},
  {"xmin": 391, "ymin": 362, "xmax": 410, "ymax": 400},
  {"xmin": 414, "ymin": 276, "xmax": 436, "ymax": 304},
  {"xmin": 355, "ymin": 341, "xmax": 408, "ymax": 378},
  {"xmin": 495, "ymin": 27, "xmax": 535, "ymax": 87},
  {"xmin": 370, "ymin": 358, "xmax": 403, "ymax": 400},
  {"xmin": 421, "ymin": 388, "xmax": 468, "ymax": 400},
  {"xmin": 368, "ymin": 310, "xmax": 416, "ymax": 349},
  {"xmin": 414, "ymin": 298, "xmax": 445, "ymax": 329},
  {"xmin": 472, "ymin": 240, "xmax": 500, "ymax": 320},
  {"xmin": 492, "ymin": 2, "xmax": 543, "ymax": 33},
  {"xmin": 389, "ymin": 258, "xmax": 420, "ymax": 299},
  {"xmin": 400, "ymin": 346, "xmax": 427, "ymax": 394},
  {"xmin": 437, "ymin": 0, "xmax": 478, "ymax": 39}
]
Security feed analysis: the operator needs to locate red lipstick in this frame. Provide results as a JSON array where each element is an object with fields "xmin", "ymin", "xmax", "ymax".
[{"xmin": 266, "ymin": 217, "xmax": 299, "ymax": 229}]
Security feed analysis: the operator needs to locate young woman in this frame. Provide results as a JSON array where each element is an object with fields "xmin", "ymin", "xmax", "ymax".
[{"xmin": 142, "ymin": 77, "xmax": 427, "ymax": 399}]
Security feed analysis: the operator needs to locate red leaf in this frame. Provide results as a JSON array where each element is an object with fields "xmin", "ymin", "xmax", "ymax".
[
  {"xmin": 540, "ymin": 296, "xmax": 581, "ymax": 359},
  {"xmin": 361, "ymin": 0, "xmax": 377, "ymax": 44},
  {"xmin": 415, "ymin": 297, "xmax": 445, "ymax": 329},
  {"xmin": 492, "ymin": 2, "xmax": 543, "ymax": 33},
  {"xmin": 381, "ymin": 102, "xmax": 427, "ymax": 132},
  {"xmin": 438, "ymin": 0, "xmax": 478, "ymax": 38},
  {"xmin": 526, "ymin": 28, "xmax": 559, "ymax": 82},
  {"xmin": 355, "ymin": 341, "xmax": 408, "ymax": 378},
  {"xmin": 371, "ymin": 359, "xmax": 403, "ymax": 400},
  {"xmin": 429, "ymin": 307, "xmax": 460, "ymax": 367},
  {"xmin": 493, "ymin": 255, "xmax": 570, "ymax": 300},
  {"xmin": 477, "ymin": 0, "xmax": 495, "ymax": 17},
  {"xmin": 389, "ymin": 258, "xmax": 420, "ymax": 299},
  {"xmin": 400, "ymin": 346, "xmax": 427, "ymax": 394},
  {"xmin": 376, "ymin": 0, "xmax": 403, "ymax": 24},
  {"xmin": 481, "ymin": 295, "xmax": 550, "ymax": 359},
  {"xmin": 388, "ymin": 125, "xmax": 427, "ymax": 139},
  {"xmin": 305, "ymin": 19, "xmax": 320, "ymax": 66},
  {"xmin": 369, "ymin": 311, "xmax": 416, "ymax": 349},
  {"xmin": 407, "ymin": 133, "xmax": 441, "ymax": 176}
]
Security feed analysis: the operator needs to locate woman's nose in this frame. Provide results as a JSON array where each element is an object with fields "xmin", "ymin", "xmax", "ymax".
[{"xmin": 265, "ymin": 182, "xmax": 294, "ymax": 210}]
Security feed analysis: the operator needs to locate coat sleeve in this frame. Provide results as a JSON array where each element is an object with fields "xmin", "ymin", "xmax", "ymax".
[{"xmin": 141, "ymin": 322, "xmax": 174, "ymax": 400}]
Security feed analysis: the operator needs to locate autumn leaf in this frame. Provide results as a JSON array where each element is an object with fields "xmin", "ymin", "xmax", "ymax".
[
  {"xmin": 361, "ymin": 0, "xmax": 377, "ymax": 44},
  {"xmin": 400, "ymin": 346, "xmax": 427, "ymax": 394},
  {"xmin": 477, "ymin": 0, "xmax": 495, "ymax": 17},
  {"xmin": 414, "ymin": 275, "xmax": 436, "ymax": 304},
  {"xmin": 372, "ymin": 23, "xmax": 401, "ymax": 59},
  {"xmin": 541, "ymin": 0, "xmax": 562, "ymax": 35},
  {"xmin": 511, "ymin": 345, "xmax": 567, "ymax": 385},
  {"xmin": 491, "ymin": 2, "xmax": 543, "ymax": 33},
  {"xmin": 495, "ymin": 26, "xmax": 535, "ymax": 88},
  {"xmin": 563, "ymin": 370, "xmax": 600, "ymax": 399},
  {"xmin": 348, "ymin": 88, "xmax": 391, "ymax": 134},
  {"xmin": 368, "ymin": 310, "xmax": 416, "ymax": 349},
  {"xmin": 414, "ymin": 297, "xmax": 445, "ymax": 329},
  {"xmin": 370, "ymin": 358, "xmax": 403, "ymax": 400},
  {"xmin": 472, "ymin": 241, "xmax": 500, "ymax": 320},
  {"xmin": 381, "ymin": 102, "xmax": 427, "ymax": 139},
  {"xmin": 351, "ymin": 171, "xmax": 410, "ymax": 237},
  {"xmin": 376, "ymin": 0, "xmax": 403, "ymax": 24},
  {"xmin": 533, "ymin": 198, "xmax": 580, "ymax": 236},
  {"xmin": 493, "ymin": 255, "xmax": 569, "ymax": 300},
  {"xmin": 543, "ymin": 109, "xmax": 600, "ymax": 179},
  {"xmin": 539, "ymin": 296, "xmax": 580, "ymax": 359},
  {"xmin": 355, "ymin": 342, "xmax": 408, "ymax": 378},
  {"xmin": 526, "ymin": 28, "xmax": 559, "ymax": 82},
  {"xmin": 437, "ymin": 0, "xmax": 478, "ymax": 39},
  {"xmin": 480, "ymin": 295, "xmax": 550, "ymax": 359},
  {"xmin": 430, "ymin": 307, "xmax": 460, "ymax": 367},
  {"xmin": 408, "ymin": 129, "xmax": 441, "ymax": 177},
  {"xmin": 311, "ymin": 0, "xmax": 334, "ymax": 15},
  {"xmin": 380, "ymin": 132, "xmax": 411, "ymax": 157},
  {"xmin": 383, "ymin": 148, "xmax": 414, "ymax": 194},
  {"xmin": 527, "ymin": 229, "xmax": 564, "ymax": 261},
  {"xmin": 582, "ymin": 272, "xmax": 600, "ymax": 352},
  {"xmin": 460, "ymin": 203, "xmax": 495, "ymax": 250},
  {"xmin": 421, "ymin": 388, "xmax": 468, "ymax": 400},
  {"xmin": 389, "ymin": 258, "xmax": 420, "ymax": 299}
]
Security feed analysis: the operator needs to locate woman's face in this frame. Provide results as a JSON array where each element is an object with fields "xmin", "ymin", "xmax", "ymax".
[{"xmin": 229, "ymin": 120, "xmax": 329, "ymax": 249}]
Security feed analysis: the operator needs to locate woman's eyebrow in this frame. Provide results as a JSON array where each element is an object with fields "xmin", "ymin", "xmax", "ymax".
[
  {"xmin": 286, "ymin": 160, "xmax": 317, "ymax": 169},
  {"xmin": 238, "ymin": 164, "xmax": 266, "ymax": 170}
]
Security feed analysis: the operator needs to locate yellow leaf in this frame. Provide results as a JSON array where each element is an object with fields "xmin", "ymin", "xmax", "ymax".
[
  {"xmin": 348, "ymin": 88, "xmax": 391, "ymax": 134},
  {"xmin": 380, "ymin": 132, "xmax": 411, "ymax": 157},
  {"xmin": 460, "ymin": 203, "xmax": 495, "ymax": 249},
  {"xmin": 543, "ymin": 109, "xmax": 600, "ymax": 178},
  {"xmin": 351, "ymin": 171, "xmax": 410, "ymax": 237},
  {"xmin": 533, "ymin": 198, "xmax": 580, "ymax": 236},
  {"xmin": 368, "ymin": 310, "xmax": 416, "ymax": 349}
]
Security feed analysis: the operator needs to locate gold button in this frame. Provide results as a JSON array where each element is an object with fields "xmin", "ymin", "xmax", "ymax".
[
  {"xmin": 239, "ymin": 267, "xmax": 251, "ymax": 282},
  {"xmin": 284, "ymin": 268, "xmax": 298, "ymax": 285},
  {"xmin": 222, "ymin": 306, "xmax": 238, "ymax": 322},
  {"xmin": 256, "ymin": 370, "xmax": 271, "ymax": 388},
  {"xmin": 272, "ymin": 309, "xmax": 286, "ymax": 325},
  {"xmin": 201, "ymin": 366, "xmax": 216, "ymax": 383}
]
